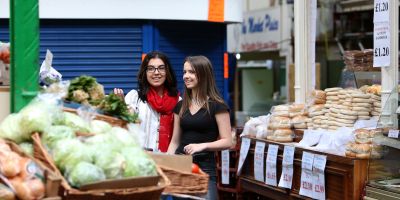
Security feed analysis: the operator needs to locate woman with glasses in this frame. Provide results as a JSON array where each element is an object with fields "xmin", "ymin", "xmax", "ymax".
[
  {"xmin": 114, "ymin": 51, "xmax": 179, "ymax": 152},
  {"xmin": 167, "ymin": 55, "xmax": 232, "ymax": 200}
]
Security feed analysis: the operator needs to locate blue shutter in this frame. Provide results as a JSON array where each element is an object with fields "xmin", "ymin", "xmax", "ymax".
[
  {"xmin": 154, "ymin": 21, "xmax": 226, "ymax": 94},
  {"xmin": 39, "ymin": 21, "xmax": 142, "ymax": 94}
]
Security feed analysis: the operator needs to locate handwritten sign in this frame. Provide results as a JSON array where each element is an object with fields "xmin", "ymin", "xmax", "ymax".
[
  {"xmin": 278, "ymin": 145, "xmax": 295, "ymax": 188},
  {"xmin": 265, "ymin": 145, "xmax": 279, "ymax": 186},
  {"xmin": 254, "ymin": 141, "xmax": 266, "ymax": 182},
  {"xmin": 221, "ymin": 150, "xmax": 230, "ymax": 184},
  {"xmin": 237, "ymin": 137, "xmax": 251, "ymax": 175},
  {"xmin": 299, "ymin": 152, "xmax": 315, "ymax": 198},
  {"xmin": 312, "ymin": 154, "xmax": 327, "ymax": 200}
]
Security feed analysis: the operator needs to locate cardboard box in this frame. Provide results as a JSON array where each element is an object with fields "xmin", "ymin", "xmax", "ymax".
[{"xmin": 149, "ymin": 153, "xmax": 192, "ymax": 173}]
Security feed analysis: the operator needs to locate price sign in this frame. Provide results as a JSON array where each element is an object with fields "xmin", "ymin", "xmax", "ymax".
[
  {"xmin": 374, "ymin": 0, "xmax": 389, "ymax": 23},
  {"xmin": 388, "ymin": 129, "xmax": 399, "ymax": 138},
  {"xmin": 254, "ymin": 141, "xmax": 266, "ymax": 182},
  {"xmin": 313, "ymin": 154, "xmax": 327, "ymax": 172},
  {"xmin": 313, "ymin": 172, "xmax": 326, "ymax": 200},
  {"xmin": 221, "ymin": 150, "xmax": 230, "ymax": 184},
  {"xmin": 301, "ymin": 152, "xmax": 315, "ymax": 171},
  {"xmin": 299, "ymin": 169, "xmax": 314, "ymax": 198},
  {"xmin": 266, "ymin": 145, "xmax": 279, "ymax": 164},
  {"xmin": 237, "ymin": 137, "xmax": 251, "ymax": 175},
  {"xmin": 373, "ymin": 22, "xmax": 390, "ymax": 67},
  {"xmin": 265, "ymin": 163, "xmax": 277, "ymax": 186},
  {"xmin": 278, "ymin": 145, "xmax": 295, "ymax": 189}
]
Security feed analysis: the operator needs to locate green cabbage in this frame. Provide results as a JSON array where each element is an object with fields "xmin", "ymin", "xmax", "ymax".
[
  {"xmin": 42, "ymin": 125, "xmax": 75, "ymax": 148},
  {"xmin": 59, "ymin": 112, "xmax": 91, "ymax": 133},
  {"xmin": 109, "ymin": 127, "xmax": 138, "ymax": 147},
  {"xmin": 93, "ymin": 151, "xmax": 125, "ymax": 179},
  {"xmin": 61, "ymin": 145, "xmax": 93, "ymax": 173},
  {"xmin": 90, "ymin": 120, "xmax": 112, "ymax": 134},
  {"xmin": 67, "ymin": 162, "xmax": 106, "ymax": 188},
  {"xmin": 0, "ymin": 113, "xmax": 27, "ymax": 143},
  {"xmin": 19, "ymin": 100, "xmax": 55, "ymax": 135},
  {"xmin": 120, "ymin": 147, "xmax": 157, "ymax": 177},
  {"xmin": 52, "ymin": 138, "xmax": 85, "ymax": 172}
]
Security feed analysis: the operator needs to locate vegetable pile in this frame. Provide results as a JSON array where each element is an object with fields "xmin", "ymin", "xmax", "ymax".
[{"xmin": 66, "ymin": 75, "xmax": 105, "ymax": 105}]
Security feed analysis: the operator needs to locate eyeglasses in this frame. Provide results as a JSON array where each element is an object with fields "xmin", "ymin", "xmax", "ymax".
[{"xmin": 146, "ymin": 65, "xmax": 166, "ymax": 73}]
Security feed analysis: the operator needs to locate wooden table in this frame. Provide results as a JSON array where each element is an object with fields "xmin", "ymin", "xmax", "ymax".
[{"xmin": 239, "ymin": 136, "xmax": 368, "ymax": 200}]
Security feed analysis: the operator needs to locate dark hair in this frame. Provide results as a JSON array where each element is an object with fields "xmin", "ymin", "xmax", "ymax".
[
  {"xmin": 137, "ymin": 51, "xmax": 178, "ymax": 101},
  {"xmin": 179, "ymin": 55, "xmax": 225, "ymax": 117}
]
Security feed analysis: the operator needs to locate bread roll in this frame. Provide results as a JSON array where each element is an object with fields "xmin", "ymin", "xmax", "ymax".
[
  {"xmin": 309, "ymin": 104, "xmax": 324, "ymax": 113},
  {"xmin": 325, "ymin": 87, "xmax": 342, "ymax": 92},
  {"xmin": 352, "ymin": 98, "xmax": 372, "ymax": 103},
  {"xmin": 350, "ymin": 93, "xmax": 370, "ymax": 98},
  {"xmin": 273, "ymin": 135, "xmax": 293, "ymax": 142},
  {"xmin": 289, "ymin": 104, "xmax": 305, "ymax": 112},
  {"xmin": 311, "ymin": 90, "xmax": 326, "ymax": 99},
  {"xmin": 352, "ymin": 103, "xmax": 372, "ymax": 107},
  {"xmin": 273, "ymin": 105, "xmax": 289, "ymax": 111},
  {"xmin": 352, "ymin": 107, "xmax": 371, "ymax": 112},
  {"xmin": 326, "ymin": 91, "xmax": 339, "ymax": 96},
  {"xmin": 273, "ymin": 129, "xmax": 293, "ymax": 136}
]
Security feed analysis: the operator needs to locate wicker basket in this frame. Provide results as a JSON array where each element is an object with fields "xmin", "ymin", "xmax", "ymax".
[
  {"xmin": 31, "ymin": 133, "xmax": 170, "ymax": 200},
  {"xmin": 62, "ymin": 107, "xmax": 128, "ymax": 128},
  {"xmin": 4, "ymin": 140, "xmax": 62, "ymax": 199},
  {"xmin": 160, "ymin": 165, "xmax": 209, "ymax": 195}
]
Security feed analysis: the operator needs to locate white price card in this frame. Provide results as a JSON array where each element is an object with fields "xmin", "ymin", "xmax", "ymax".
[
  {"xmin": 374, "ymin": 0, "xmax": 389, "ymax": 23},
  {"xmin": 265, "ymin": 144, "xmax": 279, "ymax": 186},
  {"xmin": 221, "ymin": 150, "xmax": 230, "ymax": 185},
  {"xmin": 237, "ymin": 137, "xmax": 251, "ymax": 176},
  {"xmin": 313, "ymin": 154, "xmax": 327, "ymax": 172},
  {"xmin": 299, "ymin": 169, "xmax": 314, "ymax": 198},
  {"xmin": 254, "ymin": 141, "xmax": 266, "ymax": 182},
  {"xmin": 388, "ymin": 129, "xmax": 399, "ymax": 138},
  {"xmin": 313, "ymin": 172, "xmax": 326, "ymax": 200},
  {"xmin": 301, "ymin": 152, "xmax": 315, "ymax": 171},
  {"xmin": 278, "ymin": 145, "xmax": 295, "ymax": 189},
  {"xmin": 266, "ymin": 145, "xmax": 279, "ymax": 164},
  {"xmin": 373, "ymin": 22, "xmax": 390, "ymax": 67}
]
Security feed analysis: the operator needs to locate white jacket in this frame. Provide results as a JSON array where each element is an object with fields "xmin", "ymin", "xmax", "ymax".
[{"xmin": 125, "ymin": 90, "xmax": 160, "ymax": 151}]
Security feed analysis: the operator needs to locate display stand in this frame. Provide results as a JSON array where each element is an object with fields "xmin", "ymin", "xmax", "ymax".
[{"xmin": 239, "ymin": 136, "xmax": 368, "ymax": 200}]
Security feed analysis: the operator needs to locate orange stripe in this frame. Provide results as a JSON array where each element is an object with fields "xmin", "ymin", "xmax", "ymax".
[
  {"xmin": 141, "ymin": 53, "xmax": 146, "ymax": 61},
  {"xmin": 208, "ymin": 0, "xmax": 224, "ymax": 22},
  {"xmin": 224, "ymin": 53, "xmax": 228, "ymax": 79}
]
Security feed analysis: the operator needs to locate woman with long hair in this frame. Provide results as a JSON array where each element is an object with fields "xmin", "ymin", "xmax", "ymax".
[
  {"xmin": 167, "ymin": 55, "xmax": 232, "ymax": 200},
  {"xmin": 114, "ymin": 51, "xmax": 179, "ymax": 152}
]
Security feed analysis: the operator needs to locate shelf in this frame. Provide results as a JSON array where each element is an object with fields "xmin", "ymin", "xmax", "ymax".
[
  {"xmin": 217, "ymin": 185, "xmax": 239, "ymax": 193},
  {"xmin": 216, "ymin": 166, "xmax": 238, "ymax": 172}
]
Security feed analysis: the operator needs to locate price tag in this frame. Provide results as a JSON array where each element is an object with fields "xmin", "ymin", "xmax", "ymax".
[
  {"xmin": 265, "ymin": 144, "xmax": 279, "ymax": 186},
  {"xmin": 299, "ymin": 169, "xmax": 314, "ymax": 198},
  {"xmin": 237, "ymin": 137, "xmax": 251, "ymax": 175},
  {"xmin": 313, "ymin": 172, "xmax": 326, "ymax": 200},
  {"xmin": 374, "ymin": 0, "xmax": 389, "ymax": 23},
  {"xmin": 279, "ymin": 165, "xmax": 294, "ymax": 189},
  {"xmin": 388, "ymin": 129, "xmax": 399, "ymax": 138},
  {"xmin": 301, "ymin": 151, "xmax": 315, "ymax": 171},
  {"xmin": 266, "ymin": 144, "xmax": 279, "ymax": 164},
  {"xmin": 254, "ymin": 141, "xmax": 266, "ymax": 182},
  {"xmin": 313, "ymin": 154, "xmax": 327, "ymax": 172},
  {"xmin": 221, "ymin": 150, "xmax": 230, "ymax": 185},
  {"xmin": 373, "ymin": 22, "xmax": 390, "ymax": 67},
  {"xmin": 278, "ymin": 145, "xmax": 295, "ymax": 189},
  {"xmin": 282, "ymin": 145, "xmax": 295, "ymax": 165}
]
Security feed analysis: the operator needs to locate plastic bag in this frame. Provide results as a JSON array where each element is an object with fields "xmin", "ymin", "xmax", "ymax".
[{"xmin": 39, "ymin": 49, "xmax": 62, "ymax": 85}]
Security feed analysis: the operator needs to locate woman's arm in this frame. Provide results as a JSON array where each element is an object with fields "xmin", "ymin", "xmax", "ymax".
[
  {"xmin": 167, "ymin": 114, "xmax": 182, "ymax": 154},
  {"xmin": 184, "ymin": 111, "xmax": 232, "ymax": 154}
]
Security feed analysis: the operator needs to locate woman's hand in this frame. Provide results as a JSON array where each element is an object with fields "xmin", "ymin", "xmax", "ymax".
[
  {"xmin": 113, "ymin": 88, "xmax": 125, "ymax": 99},
  {"xmin": 184, "ymin": 143, "xmax": 207, "ymax": 155}
]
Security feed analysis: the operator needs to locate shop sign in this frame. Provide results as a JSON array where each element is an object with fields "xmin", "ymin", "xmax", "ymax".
[
  {"xmin": 254, "ymin": 141, "xmax": 266, "ymax": 182},
  {"xmin": 278, "ymin": 145, "xmax": 295, "ymax": 189},
  {"xmin": 238, "ymin": 7, "xmax": 281, "ymax": 52},
  {"xmin": 221, "ymin": 150, "xmax": 230, "ymax": 184},
  {"xmin": 299, "ymin": 152, "xmax": 315, "ymax": 198},
  {"xmin": 237, "ymin": 137, "xmax": 251, "ymax": 176},
  {"xmin": 265, "ymin": 144, "xmax": 279, "ymax": 186}
]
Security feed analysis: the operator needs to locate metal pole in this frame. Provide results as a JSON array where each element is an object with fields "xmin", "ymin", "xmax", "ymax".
[{"xmin": 10, "ymin": 0, "xmax": 40, "ymax": 112}]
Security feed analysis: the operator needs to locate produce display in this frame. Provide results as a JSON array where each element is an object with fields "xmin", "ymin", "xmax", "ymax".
[{"xmin": 0, "ymin": 96, "xmax": 157, "ymax": 190}]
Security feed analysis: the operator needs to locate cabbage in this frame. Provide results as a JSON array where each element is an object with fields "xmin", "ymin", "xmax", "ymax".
[
  {"xmin": 61, "ymin": 145, "xmax": 93, "ymax": 173},
  {"xmin": 67, "ymin": 162, "xmax": 106, "ymax": 188},
  {"xmin": 120, "ymin": 147, "xmax": 157, "ymax": 177},
  {"xmin": 19, "ymin": 142, "xmax": 34, "ymax": 156},
  {"xmin": 0, "ymin": 113, "xmax": 28, "ymax": 143},
  {"xmin": 109, "ymin": 127, "xmax": 138, "ymax": 147},
  {"xmin": 90, "ymin": 120, "xmax": 112, "ymax": 134},
  {"xmin": 94, "ymin": 151, "xmax": 125, "ymax": 179},
  {"xmin": 19, "ymin": 100, "xmax": 54, "ymax": 135},
  {"xmin": 52, "ymin": 138, "xmax": 85, "ymax": 172},
  {"xmin": 60, "ymin": 112, "xmax": 91, "ymax": 133},
  {"xmin": 42, "ymin": 125, "xmax": 75, "ymax": 148}
]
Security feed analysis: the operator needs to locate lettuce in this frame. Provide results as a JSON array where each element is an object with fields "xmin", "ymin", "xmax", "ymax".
[
  {"xmin": 93, "ymin": 151, "xmax": 125, "ymax": 179},
  {"xmin": 90, "ymin": 120, "xmax": 112, "ymax": 135},
  {"xmin": 42, "ymin": 125, "xmax": 75, "ymax": 148},
  {"xmin": 120, "ymin": 147, "xmax": 157, "ymax": 177},
  {"xmin": 59, "ymin": 112, "xmax": 91, "ymax": 134},
  {"xmin": 0, "ymin": 114, "xmax": 28, "ymax": 143},
  {"xmin": 67, "ymin": 162, "xmax": 106, "ymax": 188}
]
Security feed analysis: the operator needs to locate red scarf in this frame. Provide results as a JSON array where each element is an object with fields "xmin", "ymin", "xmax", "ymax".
[{"xmin": 147, "ymin": 87, "xmax": 179, "ymax": 152}]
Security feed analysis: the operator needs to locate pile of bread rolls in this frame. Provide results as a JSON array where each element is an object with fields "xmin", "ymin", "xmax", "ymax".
[
  {"xmin": 308, "ymin": 90, "xmax": 327, "ymax": 129},
  {"xmin": 345, "ymin": 128, "xmax": 383, "ymax": 159},
  {"xmin": 363, "ymin": 85, "xmax": 381, "ymax": 117},
  {"xmin": 267, "ymin": 105, "xmax": 296, "ymax": 142}
]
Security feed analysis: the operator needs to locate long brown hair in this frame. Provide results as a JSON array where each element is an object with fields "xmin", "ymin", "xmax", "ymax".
[
  {"xmin": 137, "ymin": 51, "xmax": 178, "ymax": 102},
  {"xmin": 179, "ymin": 56, "xmax": 225, "ymax": 117}
]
